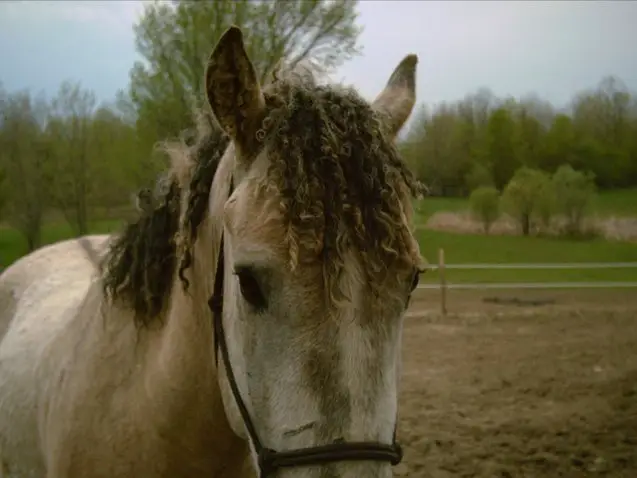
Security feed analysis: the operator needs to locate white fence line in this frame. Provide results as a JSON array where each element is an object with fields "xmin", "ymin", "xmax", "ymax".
[{"xmin": 419, "ymin": 253, "xmax": 637, "ymax": 315}]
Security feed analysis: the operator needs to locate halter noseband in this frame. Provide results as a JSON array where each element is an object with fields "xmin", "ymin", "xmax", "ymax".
[{"xmin": 207, "ymin": 182, "xmax": 403, "ymax": 477}]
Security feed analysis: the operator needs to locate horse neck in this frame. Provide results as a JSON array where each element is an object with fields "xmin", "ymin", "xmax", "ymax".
[
  {"xmin": 150, "ymin": 226, "xmax": 218, "ymax": 382},
  {"xmin": 134, "ymin": 225, "xmax": 251, "ymax": 475},
  {"xmin": 150, "ymin": 146, "xmax": 232, "ymax": 380},
  {"xmin": 143, "ymin": 149, "xmax": 235, "ymax": 424}
]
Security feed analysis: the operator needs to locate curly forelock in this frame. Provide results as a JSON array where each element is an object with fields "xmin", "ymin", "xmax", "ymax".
[{"xmin": 256, "ymin": 73, "xmax": 424, "ymax": 298}]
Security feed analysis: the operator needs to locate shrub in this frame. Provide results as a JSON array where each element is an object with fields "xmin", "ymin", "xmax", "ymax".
[
  {"xmin": 469, "ymin": 186, "xmax": 500, "ymax": 234},
  {"xmin": 534, "ymin": 179, "xmax": 556, "ymax": 232},
  {"xmin": 552, "ymin": 165, "xmax": 596, "ymax": 236},
  {"xmin": 502, "ymin": 167, "xmax": 552, "ymax": 236}
]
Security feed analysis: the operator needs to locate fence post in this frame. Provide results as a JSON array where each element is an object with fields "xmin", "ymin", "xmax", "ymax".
[{"xmin": 438, "ymin": 248, "xmax": 447, "ymax": 316}]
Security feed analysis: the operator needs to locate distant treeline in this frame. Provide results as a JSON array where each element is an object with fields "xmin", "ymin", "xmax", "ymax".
[{"xmin": 401, "ymin": 78, "xmax": 637, "ymax": 196}]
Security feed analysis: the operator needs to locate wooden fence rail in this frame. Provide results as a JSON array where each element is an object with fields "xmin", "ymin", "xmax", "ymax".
[{"xmin": 417, "ymin": 249, "xmax": 637, "ymax": 315}]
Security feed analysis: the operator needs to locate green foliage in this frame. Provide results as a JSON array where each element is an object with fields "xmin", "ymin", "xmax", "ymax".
[
  {"xmin": 46, "ymin": 81, "xmax": 98, "ymax": 235},
  {"xmin": 128, "ymin": 0, "xmax": 362, "ymax": 151},
  {"xmin": 540, "ymin": 114, "xmax": 576, "ymax": 172},
  {"xmin": 0, "ymin": 85, "xmax": 149, "ymax": 248},
  {"xmin": 0, "ymin": 166, "xmax": 6, "ymax": 219},
  {"xmin": 502, "ymin": 167, "xmax": 552, "ymax": 236},
  {"xmin": 469, "ymin": 186, "xmax": 500, "ymax": 234},
  {"xmin": 484, "ymin": 107, "xmax": 520, "ymax": 190},
  {"xmin": 552, "ymin": 165, "xmax": 597, "ymax": 236},
  {"xmin": 405, "ymin": 76, "xmax": 637, "ymax": 194},
  {"xmin": 465, "ymin": 162, "xmax": 494, "ymax": 191},
  {"xmin": 534, "ymin": 178, "xmax": 556, "ymax": 231},
  {"xmin": 0, "ymin": 90, "xmax": 51, "ymax": 250}
]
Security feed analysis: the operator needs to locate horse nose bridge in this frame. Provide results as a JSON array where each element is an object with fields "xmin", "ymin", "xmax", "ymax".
[{"xmin": 332, "ymin": 323, "xmax": 397, "ymax": 444}]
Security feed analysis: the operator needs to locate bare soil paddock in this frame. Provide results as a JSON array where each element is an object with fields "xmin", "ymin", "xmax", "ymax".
[{"xmin": 395, "ymin": 289, "xmax": 637, "ymax": 477}]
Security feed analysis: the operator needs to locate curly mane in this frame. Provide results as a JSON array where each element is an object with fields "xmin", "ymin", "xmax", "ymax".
[
  {"xmin": 256, "ymin": 72, "xmax": 425, "ymax": 297},
  {"xmin": 101, "ymin": 114, "xmax": 230, "ymax": 325},
  {"xmin": 101, "ymin": 68, "xmax": 423, "ymax": 324}
]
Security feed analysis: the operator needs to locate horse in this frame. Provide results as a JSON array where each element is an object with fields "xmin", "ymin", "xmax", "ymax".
[{"xmin": 0, "ymin": 26, "xmax": 424, "ymax": 478}]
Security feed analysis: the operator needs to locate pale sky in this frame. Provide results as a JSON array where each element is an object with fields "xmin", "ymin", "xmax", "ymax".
[{"xmin": 1, "ymin": 0, "xmax": 636, "ymax": 111}]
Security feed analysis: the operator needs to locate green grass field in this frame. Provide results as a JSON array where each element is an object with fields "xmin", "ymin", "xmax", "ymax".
[
  {"xmin": 414, "ymin": 196, "xmax": 469, "ymax": 220},
  {"xmin": 416, "ymin": 229, "xmax": 637, "ymax": 284},
  {"xmin": 1, "ymin": 188, "xmax": 636, "ymax": 284}
]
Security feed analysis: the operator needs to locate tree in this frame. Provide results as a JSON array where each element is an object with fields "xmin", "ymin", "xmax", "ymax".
[
  {"xmin": 465, "ymin": 162, "xmax": 494, "ymax": 191},
  {"xmin": 398, "ymin": 76, "xmax": 637, "ymax": 196},
  {"xmin": 469, "ymin": 186, "xmax": 500, "ymax": 234},
  {"xmin": 534, "ymin": 179, "xmax": 556, "ymax": 233},
  {"xmin": 46, "ymin": 81, "xmax": 98, "ymax": 235},
  {"xmin": 571, "ymin": 77, "xmax": 634, "ymax": 188},
  {"xmin": 512, "ymin": 103, "xmax": 545, "ymax": 169},
  {"xmin": 128, "ymin": 0, "xmax": 362, "ymax": 150},
  {"xmin": 88, "ymin": 106, "xmax": 154, "ymax": 212},
  {"xmin": 404, "ymin": 103, "xmax": 475, "ymax": 195},
  {"xmin": 0, "ymin": 90, "xmax": 51, "ymax": 250},
  {"xmin": 552, "ymin": 165, "xmax": 597, "ymax": 236},
  {"xmin": 540, "ymin": 114, "xmax": 576, "ymax": 173},
  {"xmin": 400, "ymin": 104, "xmax": 430, "ymax": 184},
  {"xmin": 501, "ymin": 167, "xmax": 552, "ymax": 236},
  {"xmin": 0, "ymin": 84, "xmax": 6, "ymax": 219},
  {"xmin": 483, "ymin": 107, "xmax": 520, "ymax": 190}
]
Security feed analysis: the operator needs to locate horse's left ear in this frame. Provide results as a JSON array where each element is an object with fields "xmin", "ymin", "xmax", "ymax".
[
  {"xmin": 205, "ymin": 25, "xmax": 266, "ymax": 156},
  {"xmin": 371, "ymin": 54, "xmax": 418, "ymax": 138}
]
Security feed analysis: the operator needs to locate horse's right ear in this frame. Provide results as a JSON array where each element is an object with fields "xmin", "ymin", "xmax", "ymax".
[{"xmin": 205, "ymin": 26, "xmax": 266, "ymax": 157}]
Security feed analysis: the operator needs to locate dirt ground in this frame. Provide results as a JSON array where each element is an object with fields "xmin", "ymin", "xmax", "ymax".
[{"xmin": 395, "ymin": 289, "xmax": 637, "ymax": 477}]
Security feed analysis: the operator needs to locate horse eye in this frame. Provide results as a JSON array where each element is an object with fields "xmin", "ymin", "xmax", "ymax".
[{"xmin": 235, "ymin": 267, "xmax": 267, "ymax": 310}]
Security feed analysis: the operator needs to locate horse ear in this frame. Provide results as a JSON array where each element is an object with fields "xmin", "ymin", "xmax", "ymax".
[
  {"xmin": 371, "ymin": 54, "xmax": 418, "ymax": 138},
  {"xmin": 205, "ymin": 26, "xmax": 266, "ymax": 155}
]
